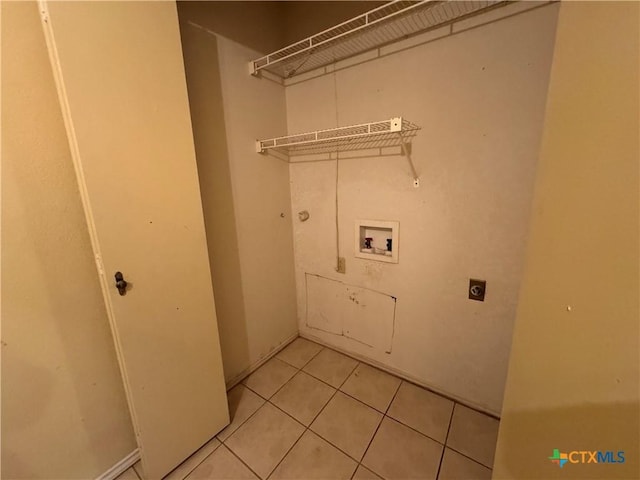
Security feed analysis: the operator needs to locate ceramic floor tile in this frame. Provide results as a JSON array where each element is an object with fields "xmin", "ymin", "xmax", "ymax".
[
  {"xmin": 186, "ymin": 445, "xmax": 258, "ymax": 479},
  {"xmin": 387, "ymin": 381, "xmax": 454, "ymax": 443},
  {"xmin": 242, "ymin": 358, "xmax": 298, "ymax": 399},
  {"xmin": 225, "ymin": 403, "xmax": 304, "ymax": 479},
  {"xmin": 302, "ymin": 348, "xmax": 358, "ymax": 388},
  {"xmin": 352, "ymin": 465, "xmax": 382, "ymax": 480},
  {"xmin": 446, "ymin": 405, "xmax": 499, "ymax": 468},
  {"xmin": 340, "ymin": 363, "xmax": 401, "ymax": 412},
  {"xmin": 309, "ymin": 391, "xmax": 382, "ymax": 461},
  {"xmin": 275, "ymin": 337, "xmax": 323, "ymax": 368},
  {"xmin": 217, "ymin": 384, "xmax": 266, "ymax": 441},
  {"xmin": 164, "ymin": 438, "xmax": 221, "ymax": 480},
  {"xmin": 362, "ymin": 417, "xmax": 443, "ymax": 480},
  {"xmin": 437, "ymin": 448, "xmax": 492, "ymax": 480},
  {"xmin": 115, "ymin": 467, "xmax": 139, "ymax": 480},
  {"xmin": 270, "ymin": 430, "xmax": 357, "ymax": 479},
  {"xmin": 271, "ymin": 371, "xmax": 335, "ymax": 425}
]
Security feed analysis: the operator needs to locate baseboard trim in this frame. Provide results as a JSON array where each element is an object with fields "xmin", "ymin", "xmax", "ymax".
[
  {"xmin": 96, "ymin": 449, "xmax": 140, "ymax": 480},
  {"xmin": 225, "ymin": 332, "xmax": 299, "ymax": 391},
  {"xmin": 299, "ymin": 332, "xmax": 500, "ymax": 419}
]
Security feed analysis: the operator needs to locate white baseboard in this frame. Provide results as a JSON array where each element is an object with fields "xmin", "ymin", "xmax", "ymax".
[
  {"xmin": 225, "ymin": 332, "xmax": 299, "ymax": 391},
  {"xmin": 299, "ymin": 332, "xmax": 500, "ymax": 419},
  {"xmin": 96, "ymin": 449, "xmax": 140, "ymax": 480}
]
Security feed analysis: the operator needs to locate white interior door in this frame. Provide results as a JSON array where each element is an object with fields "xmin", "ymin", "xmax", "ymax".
[{"xmin": 39, "ymin": 2, "xmax": 229, "ymax": 477}]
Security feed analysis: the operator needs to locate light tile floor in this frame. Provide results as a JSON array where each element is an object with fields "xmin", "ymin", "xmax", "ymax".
[{"xmin": 117, "ymin": 338, "xmax": 499, "ymax": 480}]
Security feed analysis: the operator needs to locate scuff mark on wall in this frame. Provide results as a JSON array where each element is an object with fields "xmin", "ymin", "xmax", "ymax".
[{"xmin": 305, "ymin": 273, "xmax": 396, "ymax": 353}]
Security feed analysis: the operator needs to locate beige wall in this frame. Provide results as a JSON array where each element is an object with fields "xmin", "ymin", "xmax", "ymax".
[
  {"xmin": 179, "ymin": 22, "xmax": 298, "ymax": 384},
  {"xmin": 281, "ymin": 1, "xmax": 385, "ymax": 45},
  {"xmin": 178, "ymin": 1, "xmax": 285, "ymax": 54},
  {"xmin": 1, "ymin": 2, "xmax": 136, "ymax": 478},
  {"xmin": 177, "ymin": 1, "xmax": 384, "ymax": 54},
  {"xmin": 494, "ymin": 2, "xmax": 640, "ymax": 478},
  {"xmin": 287, "ymin": 3, "xmax": 560, "ymax": 414}
]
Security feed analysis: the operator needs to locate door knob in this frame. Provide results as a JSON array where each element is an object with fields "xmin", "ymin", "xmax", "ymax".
[{"xmin": 114, "ymin": 271, "xmax": 128, "ymax": 296}]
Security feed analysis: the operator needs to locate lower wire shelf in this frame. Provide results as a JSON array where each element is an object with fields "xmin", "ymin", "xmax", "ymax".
[
  {"xmin": 256, "ymin": 117, "xmax": 419, "ymax": 156},
  {"xmin": 256, "ymin": 117, "xmax": 421, "ymax": 183}
]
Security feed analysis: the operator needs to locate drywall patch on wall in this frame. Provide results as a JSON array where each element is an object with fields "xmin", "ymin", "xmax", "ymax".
[{"xmin": 306, "ymin": 274, "xmax": 396, "ymax": 353}]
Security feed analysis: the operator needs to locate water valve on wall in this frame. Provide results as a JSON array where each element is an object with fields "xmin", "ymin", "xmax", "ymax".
[
  {"xmin": 354, "ymin": 219, "xmax": 399, "ymax": 264},
  {"xmin": 469, "ymin": 279, "xmax": 486, "ymax": 302}
]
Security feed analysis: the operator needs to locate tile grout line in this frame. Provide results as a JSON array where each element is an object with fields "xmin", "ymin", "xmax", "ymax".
[
  {"xmin": 265, "ymin": 355, "xmax": 362, "ymax": 479},
  {"xmin": 267, "ymin": 343, "xmax": 326, "ymax": 400},
  {"xmin": 386, "ymin": 408, "xmax": 450, "ymax": 448},
  {"xmin": 344, "ymin": 389, "xmax": 496, "ymax": 471},
  {"xmin": 296, "ymin": 342, "xmax": 501, "ymax": 469},
  {"xmin": 166, "ymin": 437, "xmax": 223, "ymax": 480},
  {"xmin": 215, "ymin": 340, "xmax": 496, "ymax": 479},
  {"xmin": 231, "ymin": 356, "xmax": 308, "ymax": 479},
  {"xmin": 275, "ymin": 340, "xmax": 325, "ymax": 371},
  {"xmin": 220, "ymin": 386, "xmax": 294, "ymax": 479},
  {"xmin": 171, "ymin": 342, "xmax": 381, "ymax": 479},
  {"xmin": 302, "ymin": 361, "xmax": 359, "ymax": 392},
  {"xmin": 229, "ymin": 343, "xmax": 333, "ymax": 479},
  {"xmin": 236, "ymin": 344, "xmax": 328, "ymax": 422},
  {"xmin": 444, "ymin": 444, "xmax": 495, "ymax": 471},
  {"xmin": 271, "ymin": 360, "xmax": 432, "ymax": 473},
  {"xmin": 351, "ymin": 379, "xmax": 404, "ymax": 479},
  {"xmin": 338, "ymin": 385, "xmax": 395, "ymax": 416},
  {"xmin": 217, "ymin": 379, "xmax": 282, "ymax": 480},
  {"xmin": 242, "ymin": 380, "xmax": 492, "ymax": 478},
  {"xmin": 300, "ymin": 335, "xmax": 500, "ymax": 421},
  {"xmin": 240, "ymin": 381, "xmax": 269, "ymax": 401},
  {"xmin": 265, "ymin": 374, "xmax": 330, "ymax": 477},
  {"xmin": 299, "ymin": 357, "xmax": 399, "ymax": 418},
  {"xmin": 220, "ymin": 442, "xmax": 263, "ymax": 480},
  {"xmin": 305, "ymin": 359, "xmax": 361, "ymax": 449},
  {"xmin": 434, "ymin": 402, "xmax": 457, "ymax": 480}
]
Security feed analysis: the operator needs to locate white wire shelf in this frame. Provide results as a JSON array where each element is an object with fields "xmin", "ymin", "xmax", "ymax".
[
  {"xmin": 257, "ymin": 117, "xmax": 421, "ymax": 182},
  {"xmin": 256, "ymin": 117, "xmax": 419, "ymax": 156},
  {"xmin": 250, "ymin": 0, "xmax": 506, "ymax": 78}
]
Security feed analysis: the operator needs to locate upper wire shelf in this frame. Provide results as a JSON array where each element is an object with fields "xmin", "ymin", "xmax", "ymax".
[
  {"xmin": 256, "ymin": 117, "xmax": 420, "ymax": 156},
  {"xmin": 250, "ymin": 0, "xmax": 506, "ymax": 78}
]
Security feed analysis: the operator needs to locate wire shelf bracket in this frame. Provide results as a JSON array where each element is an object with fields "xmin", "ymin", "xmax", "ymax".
[
  {"xmin": 256, "ymin": 117, "xmax": 421, "ymax": 184},
  {"xmin": 249, "ymin": 0, "xmax": 506, "ymax": 78}
]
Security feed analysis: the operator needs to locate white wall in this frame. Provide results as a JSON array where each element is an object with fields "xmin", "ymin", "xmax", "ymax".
[
  {"xmin": 287, "ymin": 3, "xmax": 560, "ymax": 414},
  {"xmin": 494, "ymin": 2, "xmax": 639, "ymax": 477},
  {"xmin": 180, "ymin": 22, "xmax": 298, "ymax": 384},
  {"xmin": 1, "ymin": 3, "xmax": 136, "ymax": 478}
]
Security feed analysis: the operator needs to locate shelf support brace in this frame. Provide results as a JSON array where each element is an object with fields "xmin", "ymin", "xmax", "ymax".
[{"xmin": 398, "ymin": 134, "xmax": 419, "ymax": 187}]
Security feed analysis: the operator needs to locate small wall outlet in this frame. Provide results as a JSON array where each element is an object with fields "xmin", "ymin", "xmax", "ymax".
[
  {"xmin": 337, "ymin": 257, "xmax": 346, "ymax": 274},
  {"xmin": 469, "ymin": 279, "xmax": 486, "ymax": 301}
]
